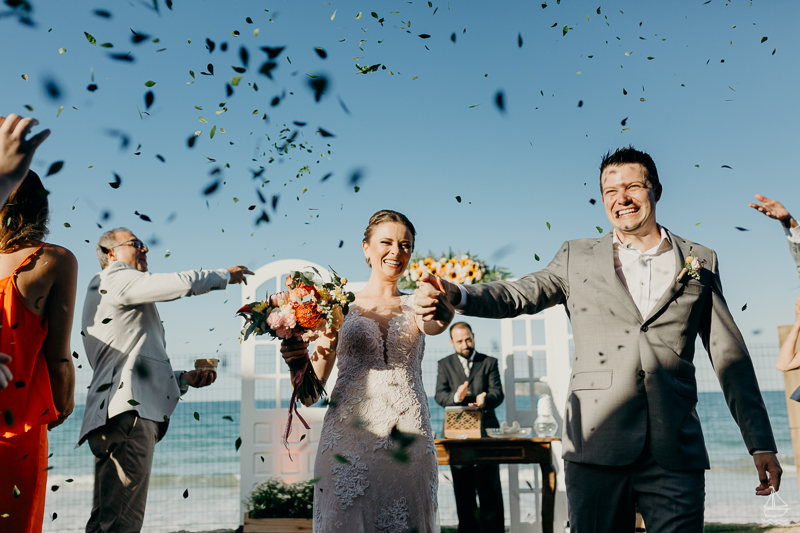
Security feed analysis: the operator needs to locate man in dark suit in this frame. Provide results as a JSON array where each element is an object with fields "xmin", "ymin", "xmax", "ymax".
[{"xmin": 435, "ymin": 322, "xmax": 505, "ymax": 533}]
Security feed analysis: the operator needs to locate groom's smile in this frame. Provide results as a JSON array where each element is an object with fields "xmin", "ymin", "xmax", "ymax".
[{"xmin": 601, "ymin": 163, "xmax": 658, "ymax": 238}]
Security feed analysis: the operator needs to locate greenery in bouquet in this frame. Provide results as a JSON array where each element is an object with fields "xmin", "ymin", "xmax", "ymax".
[
  {"xmin": 244, "ymin": 477, "xmax": 315, "ymax": 519},
  {"xmin": 397, "ymin": 250, "xmax": 511, "ymax": 290}
]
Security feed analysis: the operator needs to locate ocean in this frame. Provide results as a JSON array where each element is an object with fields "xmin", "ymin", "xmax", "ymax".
[{"xmin": 37, "ymin": 390, "xmax": 800, "ymax": 532}]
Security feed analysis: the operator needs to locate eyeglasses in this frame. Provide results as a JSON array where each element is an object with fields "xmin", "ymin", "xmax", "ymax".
[{"xmin": 111, "ymin": 239, "xmax": 148, "ymax": 252}]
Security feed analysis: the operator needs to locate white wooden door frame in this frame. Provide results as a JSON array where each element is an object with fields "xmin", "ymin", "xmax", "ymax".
[{"xmin": 500, "ymin": 305, "xmax": 571, "ymax": 533}]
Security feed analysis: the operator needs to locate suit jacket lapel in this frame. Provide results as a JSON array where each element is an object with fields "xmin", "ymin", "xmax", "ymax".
[
  {"xmin": 451, "ymin": 353, "xmax": 469, "ymax": 382},
  {"xmin": 644, "ymin": 228, "xmax": 687, "ymax": 323},
  {"xmin": 594, "ymin": 232, "xmax": 643, "ymax": 323},
  {"xmin": 467, "ymin": 352, "xmax": 485, "ymax": 384}
]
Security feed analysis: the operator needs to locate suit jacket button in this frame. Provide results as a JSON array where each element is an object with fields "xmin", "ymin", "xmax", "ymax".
[
  {"xmin": 638, "ymin": 370, "xmax": 646, "ymax": 378},
  {"xmin": 640, "ymin": 325, "xmax": 648, "ymax": 332}
]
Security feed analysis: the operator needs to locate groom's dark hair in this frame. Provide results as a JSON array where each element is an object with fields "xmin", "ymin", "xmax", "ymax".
[{"xmin": 600, "ymin": 146, "xmax": 662, "ymax": 201}]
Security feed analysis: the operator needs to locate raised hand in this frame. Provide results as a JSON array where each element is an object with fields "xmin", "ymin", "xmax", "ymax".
[
  {"xmin": 226, "ymin": 265, "xmax": 255, "ymax": 285},
  {"xmin": 414, "ymin": 271, "xmax": 455, "ymax": 324},
  {"xmin": 0, "ymin": 113, "xmax": 50, "ymax": 202},
  {"xmin": 0, "ymin": 353, "xmax": 12, "ymax": 390},
  {"xmin": 470, "ymin": 392, "xmax": 487, "ymax": 408},
  {"xmin": 749, "ymin": 194, "xmax": 796, "ymax": 227},
  {"xmin": 754, "ymin": 452, "xmax": 782, "ymax": 495},
  {"xmin": 456, "ymin": 380, "xmax": 469, "ymax": 402}
]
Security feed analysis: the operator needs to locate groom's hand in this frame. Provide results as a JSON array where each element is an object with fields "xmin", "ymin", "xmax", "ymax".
[
  {"xmin": 754, "ymin": 452, "xmax": 782, "ymax": 495},
  {"xmin": 414, "ymin": 271, "xmax": 455, "ymax": 324}
]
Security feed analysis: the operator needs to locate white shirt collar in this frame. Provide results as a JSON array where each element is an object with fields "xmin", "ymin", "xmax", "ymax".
[{"xmin": 613, "ymin": 226, "xmax": 672, "ymax": 255}]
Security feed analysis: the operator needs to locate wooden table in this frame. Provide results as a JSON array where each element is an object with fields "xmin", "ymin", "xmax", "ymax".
[{"xmin": 435, "ymin": 437, "xmax": 559, "ymax": 533}]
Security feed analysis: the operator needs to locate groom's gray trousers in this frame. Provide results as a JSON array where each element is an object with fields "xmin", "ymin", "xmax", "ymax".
[{"xmin": 565, "ymin": 438, "xmax": 705, "ymax": 533}]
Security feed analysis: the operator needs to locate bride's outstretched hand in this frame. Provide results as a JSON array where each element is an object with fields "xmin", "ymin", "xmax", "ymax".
[
  {"xmin": 280, "ymin": 337, "xmax": 310, "ymax": 370},
  {"xmin": 414, "ymin": 271, "xmax": 455, "ymax": 325}
]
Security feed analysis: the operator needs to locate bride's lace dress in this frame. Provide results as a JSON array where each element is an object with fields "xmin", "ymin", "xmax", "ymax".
[{"xmin": 314, "ymin": 294, "xmax": 439, "ymax": 533}]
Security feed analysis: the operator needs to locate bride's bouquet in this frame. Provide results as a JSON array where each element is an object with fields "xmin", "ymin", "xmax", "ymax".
[{"xmin": 236, "ymin": 268, "xmax": 355, "ymax": 445}]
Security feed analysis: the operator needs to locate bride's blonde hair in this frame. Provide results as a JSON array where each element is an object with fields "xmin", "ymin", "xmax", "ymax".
[{"xmin": 362, "ymin": 210, "xmax": 416, "ymax": 266}]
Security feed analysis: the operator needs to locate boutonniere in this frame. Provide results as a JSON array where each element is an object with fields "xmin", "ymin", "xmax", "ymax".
[{"xmin": 676, "ymin": 249, "xmax": 703, "ymax": 283}]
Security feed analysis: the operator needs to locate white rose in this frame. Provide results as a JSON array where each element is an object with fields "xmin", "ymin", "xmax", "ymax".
[{"xmin": 690, "ymin": 257, "xmax": 701, "ymax": 271}]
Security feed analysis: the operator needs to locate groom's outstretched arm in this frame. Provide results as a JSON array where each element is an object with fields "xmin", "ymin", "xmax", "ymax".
[{"xmin": 461, "ymin": 241, "xmax": 571, "ymax": 319}]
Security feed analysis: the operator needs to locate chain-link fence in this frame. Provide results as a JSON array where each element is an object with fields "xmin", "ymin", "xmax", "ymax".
[{"xmin": 42, "ymin": 343, "xmax": 796, "ymax": 532}]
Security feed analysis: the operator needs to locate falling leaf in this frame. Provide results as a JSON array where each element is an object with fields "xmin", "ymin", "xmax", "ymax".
[
  {"xmin": 183, "ymin": 489, "xmax": 189, "ymax": 499},
  {"xmin": 331, "ymin": 9, "xmax": 336, "ymax": 20},
  {"xmin": 596, "ymin": 226, "xmax": 604, "ymax": 233},
  {"xmin": 145, "ymin": 91, "xmax": 154, "ymax": 109},
  {"xmin": 741, "ymin": 303, "xmax": 747, "ymax": 311},
  {"xmin": 199, "ymin": 116, "xmax": 208, "ymax": 123},
  {"xmin": 734, "ymin": 227, "xmax": 749, "ymax": 231},
  {"xmin": 193, "ymin": 412, "xmax": 200, "ymax": 421},
  {"xmin": 46, "ymin": 161, "xmax": 64, "ymax": 176},
  {"xmin": 621, "ymin": 117, "xmax": 628, "ymax": 126},
  {"xmin": 58, "ymin": 48, "xmax": 67, "ymax": 54},
  {"xmin": 210, "ymin": 125, "xmax": 216, "ymax": 139},
  {"xmin": 455, "ymin": 196, "xmax": 461, "ymax": 203},
  {"xmin": 144, "ymin": 80, "xmax": 156, "ymax": 87},
  {"xmin": 84, "ymin": 32, "xmax": 96, "ymax": 45},
  {"xmin": 546, "ymin": 222, "xmax": 551, "ymax": 230},
  {"xmin": 760, "ymin": 36, "xmax": 768, "ymax": 43},
  {"xmin": 535, "ymin": 254, "xmax": 540, "ymax": 261},
  {"xmin": 109, "ymin": 173, "xmax": 121, "ymax": 189},
  {"xmin": 128, "ymin": 399, "xmax": 140, "ymax": 406},
  {"xmin": 235, "ymin": 437, "xmax": 242, "ymax": 451},
  {"xmin": 495, "ymin": 91, "xmax": 505, "ymax": 112},
  {"xmin": 721, "ymin": 165, "xmax": 732, "ymax": 169},
  {"xmin": 334, "ymin": 454, "xmax": 349, "ymax": 464},
  {"xmin": 222, "ymin": 415, "xmax": 234, "ymax": 421},
  {"xmin": 13, "ymin": 486, "xmax": 21, "ymax": 499},
  {"xmin": 418, "ymin": 34, "xmax": 431, "ymax": 39},
  {"xmin": 562, "ymin": 25, "xmax": 568, "ymax": 36}
]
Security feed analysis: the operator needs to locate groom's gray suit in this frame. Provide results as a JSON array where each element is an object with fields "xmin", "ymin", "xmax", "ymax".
[{"xmin": 459, "ymin": 228, "xmax": 776, "ymax": 526}]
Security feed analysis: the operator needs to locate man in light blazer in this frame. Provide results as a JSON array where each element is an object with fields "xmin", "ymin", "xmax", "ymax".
[
  {"xmin": 78, "ymin": 227, "xmax": 253, "ymax": 533},
  {"xmin": 749, "ymin": 194, "xmax": 800, "ymax": 278},
  {"xmin": 435, "ymin": 322, "xmax": 504, "ymax": 533},
  {"xmin": 416, "ymin": 147, "xmax": 782, "ymax": 533}
]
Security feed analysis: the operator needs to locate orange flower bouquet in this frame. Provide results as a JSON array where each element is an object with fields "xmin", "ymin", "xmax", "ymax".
[{"xmin": 236, "ymin": 268, "xmax": 354, "ymax": 445}]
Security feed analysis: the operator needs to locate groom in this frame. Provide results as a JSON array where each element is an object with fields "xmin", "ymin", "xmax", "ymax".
[{"xmin": 416, "ymin": 147, "xmax": 781, "ymax": 532}]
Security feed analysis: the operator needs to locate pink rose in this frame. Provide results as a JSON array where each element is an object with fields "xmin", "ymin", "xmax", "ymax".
[
  {"xmin": 269, "ymin": 291, "xmax": 290, "ymax": 307},
  {"xmin": 281, "ymin": 311, "xmax": 297, "ymax": 329},
  {"xmin": 266, "ymin": 310, "xmax": 283, "ymax": 329},
  {"xmin": 690, "ymin": 257, "xmax": 701, "ymax": 271}
]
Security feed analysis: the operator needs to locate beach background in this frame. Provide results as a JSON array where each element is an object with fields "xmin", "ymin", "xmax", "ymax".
[{"xmin": 38, "ymin": 344, "xmax": 800, "ymax": 532}]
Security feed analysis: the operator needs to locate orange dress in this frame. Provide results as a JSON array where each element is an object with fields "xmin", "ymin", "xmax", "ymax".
[{"xmin": 0, "ymin": 244, "xmax": 58, "ymax": 533}]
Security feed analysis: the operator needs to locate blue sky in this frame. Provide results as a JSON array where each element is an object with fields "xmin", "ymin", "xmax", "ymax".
[{"xmin": 1, "ymin": 0, "xmax": 798, "ymax": 367}]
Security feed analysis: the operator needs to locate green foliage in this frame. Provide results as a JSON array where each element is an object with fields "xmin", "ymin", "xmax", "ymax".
[{"xmin": 244, "ymin": 477, "xmax": 315, "ymax": 519}]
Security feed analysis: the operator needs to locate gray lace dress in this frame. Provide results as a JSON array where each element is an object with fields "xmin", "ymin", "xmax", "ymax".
[{"xmin": 313, "ymin": 294, "xmax": 439, "ymax": 533}]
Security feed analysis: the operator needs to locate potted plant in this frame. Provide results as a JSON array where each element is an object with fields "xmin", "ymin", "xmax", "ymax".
[{"xmin": 243, "ymin": 477, "xmax": 314, "ymax": 532}]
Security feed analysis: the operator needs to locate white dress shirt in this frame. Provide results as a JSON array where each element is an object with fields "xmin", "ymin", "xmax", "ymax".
[
  {"xmin": 453, "ymin": 351, "xmax": 474, "ymax": 403},
  {"xmin": 612, "ymin": 227, "xmax": 674, "ymax": 318}
]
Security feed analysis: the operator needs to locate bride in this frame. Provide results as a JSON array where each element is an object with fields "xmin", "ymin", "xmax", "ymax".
[{"xmin": 281, "ymin": 210, "xmax": 452, "ymax": 533}]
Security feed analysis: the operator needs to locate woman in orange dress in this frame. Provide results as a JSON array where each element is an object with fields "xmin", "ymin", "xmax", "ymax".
[{"xmin": 0, "ymin": 168, "xmax": 78, "ymax": 533}]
